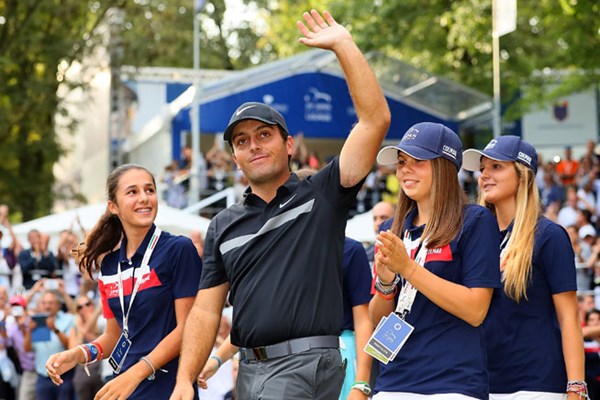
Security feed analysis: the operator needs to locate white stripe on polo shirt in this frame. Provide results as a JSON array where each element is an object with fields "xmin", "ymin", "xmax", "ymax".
[
  {"xmin": 219, "ymin": 199, "xmax": 315, "ymax": 255},
  {"xmin": 99, "ymin": 263, "xmax": 151, "ymax": 285}
]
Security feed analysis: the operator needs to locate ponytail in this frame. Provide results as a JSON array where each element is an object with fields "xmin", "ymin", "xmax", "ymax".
[{"xmin": 78, "ymin": 209, "xmax": 123, "ymax": 279}]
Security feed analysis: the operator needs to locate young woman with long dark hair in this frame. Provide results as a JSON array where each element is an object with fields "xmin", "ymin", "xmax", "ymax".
[
  {"xmin": 369, "ymin": 123, "xmax": 501, "ymax": 399},
  {"xmin": 45, "ymin": 164, "xmax": 202, "ymax": 399}
]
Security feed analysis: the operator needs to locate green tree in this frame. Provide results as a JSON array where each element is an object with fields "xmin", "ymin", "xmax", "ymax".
[
  {"xmin": 0, "ymin": 0, "xmax": 274, "ymax": 221},
  {"xmin": 265, "ymin": 0, "xmax": 599, "ymax": 118},
  {"xmin": 0, "ymin": 0, "xmax": 126, "ymax": 221},
  {"xmin": 117, "ymin": 0, "xmax": 276, "ymax": 70},
  {"xmin": 1, "ymin": 1, "xmax": 597, "ymax": 220}
]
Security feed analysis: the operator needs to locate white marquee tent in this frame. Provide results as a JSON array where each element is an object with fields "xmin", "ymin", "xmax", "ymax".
[
  {"xmin": 345, "ymin": 210, "xmax": 376, "ymax": 244},
  {"xmin": 10, "ymin": 203, "xmax": 210, "ymax": 248},
  {"xmin": 6, "ymin": 202, "xmax": 376, "ymax": 250}
]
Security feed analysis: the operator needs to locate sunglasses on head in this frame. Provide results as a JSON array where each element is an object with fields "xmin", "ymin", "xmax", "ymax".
[{"xmin": 77, "ymin": 301, "xmax": 92, "ymax": 311}]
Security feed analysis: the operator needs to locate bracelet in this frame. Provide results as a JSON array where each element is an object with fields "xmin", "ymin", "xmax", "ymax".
[
  {"xmin": 77, "ymin": 342, "xmax": 103, "ymax": 377},
  {"xmin": 90, "ymin": 341, "xmax": 104, "ymax": 361},
  {"xmin": 378, "ymin": 277, "xmax": 396, "ymax": 287},
  {"xmin": 566, "ymin": 380, "xmax": 589, "ymax": 399},
  {"xmin": 83, "ymin": 343, "xmax": 100, "ymax": 363},
  {"xmin": 77, "ymin": 345, "xmax": 89, "ymax": 364},
  {"xmin": 375, "ymin": 286, "xmax": 398, "ymax": 300},
  {"xmin": 351, "ymin": 381, "xmax": 372, "ymax": 395},
  {"xmin": 80, "ymin": 344, "xmax": 91, "ymax": 362},
  {"xmin": 210, "ymin": 355, "xmax": 223, "ymax": 369},
  {"xmin": 140, "ymin": 355, "xmax": 168, "ymax": 381},
  {"xmin": 375, "ymin": 274, "xmax": 400, "ymax": 295},
  {"xmin": 77, "ymin": 345, "xmax": 91, "ymax": 377},
  {"xmin": 140, "ymin": 356, "xmax": 157, "ymax": 380}
]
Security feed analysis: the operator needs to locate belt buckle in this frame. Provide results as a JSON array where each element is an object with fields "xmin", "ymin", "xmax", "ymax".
[{"xmin": 252, "ymin": 346, "xmax": 268, "ymax": 361}]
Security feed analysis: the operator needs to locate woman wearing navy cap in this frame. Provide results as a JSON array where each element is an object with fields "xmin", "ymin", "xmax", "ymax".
[
  {"xmin": 369, "ymin": 122, "xmax": 501, "ymax": 399},
  {"xmin": 44, "ymin": 164, "xmax": 203, "ymax": 400},
  {"xmin": 463, "ymin": 136, "xmax": 587, "ymax": 400}
]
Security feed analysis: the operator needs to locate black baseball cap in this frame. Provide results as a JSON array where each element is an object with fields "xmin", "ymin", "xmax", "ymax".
[{"xmin": 223, "ymin": 102, "xmax": 289, "ymax": 141}]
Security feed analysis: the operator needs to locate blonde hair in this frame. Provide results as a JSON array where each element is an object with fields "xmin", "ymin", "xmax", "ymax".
[
  {"xmin": 481, "ymin": 162, "xmax": 540, "ymax": 302},
  {"xmin": 391, "ymin": 158, "xmax": 466, "ymax": 248}
]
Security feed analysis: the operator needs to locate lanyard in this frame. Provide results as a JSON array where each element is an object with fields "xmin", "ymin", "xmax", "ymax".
[
  {"xmin": 500, "ymin": 229, "xmax": 511, "ymax": 259},
  {"xmin": 395, "ymin": 230, "xmax": 428, "ymax": 319},
  {"xmin": 117, "ymin": 227, "xmax": 161, "ymax": 337}
]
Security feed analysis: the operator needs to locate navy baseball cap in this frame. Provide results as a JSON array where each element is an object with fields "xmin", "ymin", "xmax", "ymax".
[
  {"xmin": 462, "ymin": 135, "xmax": 538, "ymax": 174},
  {"xmin": 377, "ymin": 122, "xmax": 463, "ymax": 170},
  {"xmin": 223, "ymin": 102, "xmax": 289, "ymax": 141}
]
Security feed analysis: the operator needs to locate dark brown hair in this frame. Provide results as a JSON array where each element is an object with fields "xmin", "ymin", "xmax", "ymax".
[
  {"xmin": 390, "ymin": 157, "xmax": 466, "ymax": 248},
  {"xmin": 78, "ymin": 164, "xmax": 155, "ymax": 279}
]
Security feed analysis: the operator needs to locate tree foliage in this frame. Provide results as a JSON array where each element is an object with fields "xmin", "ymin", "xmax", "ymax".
[
  {"xmin": 0, "ymin": 0, "xmax": 126, "ymax": 221},
  {"xmin": 116, "ymin": 0, "xmax": 276, "ymax": 70},
  {"xmin": 0, "ymin": 0, "xmax": 597, "ymax": 220},
  {"xmin": 262, "ymin": 0, "xmax": 599, "ymax": 119},
  {"xmin": 0, "ymin": 0, "xmax": 275, "ymax": 221}
]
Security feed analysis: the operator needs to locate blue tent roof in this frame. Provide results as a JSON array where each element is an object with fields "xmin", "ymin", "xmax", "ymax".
[{"xmin": 170, "ymin": 49, "xmax": 492, "ymax": 142}]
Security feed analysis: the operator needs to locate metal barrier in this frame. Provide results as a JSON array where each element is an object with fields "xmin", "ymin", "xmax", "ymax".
[{"xmin": 183, "ymin": 187, "xmax": 237, "ymax": 215}]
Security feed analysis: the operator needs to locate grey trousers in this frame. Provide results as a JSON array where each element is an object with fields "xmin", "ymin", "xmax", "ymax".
[
  {"xmin": 237, "ymin": 348, "xmax": 346, "ymax": 400},
  {"xmin": 17, "ymin": 370, "xmax": 37, "ymax": 400}
]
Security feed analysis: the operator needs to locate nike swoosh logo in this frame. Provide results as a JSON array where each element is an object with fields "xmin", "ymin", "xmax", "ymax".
[
  {"xmin": 236, "ymin": 105, "xmax": 256, "ymax": 116},
  {"xmin": 279, "ymin": 194, "xmax": 297, "ymax": 208}
]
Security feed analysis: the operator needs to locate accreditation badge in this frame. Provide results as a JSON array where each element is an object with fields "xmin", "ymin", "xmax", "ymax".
[
  {"xmin": 108, "ymin": 333, "xmax": 132, "ymax": 373},
  {"xmin": 364, "ymin": 312, "xmax": 413, "ymax": 364}
]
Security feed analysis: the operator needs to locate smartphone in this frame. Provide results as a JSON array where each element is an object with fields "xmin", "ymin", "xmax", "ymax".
[
  {"xmin": 44, "ymin": 279, "xmax": 59, "ymax": 290},
  {"xmin": 11, "ymin": 306, "xmax": 24, "ymax": 317}
]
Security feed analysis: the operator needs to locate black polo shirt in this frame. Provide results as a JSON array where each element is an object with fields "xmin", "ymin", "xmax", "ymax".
[{"xmin": 199, "ymin": 158, "xmax": 363, "ymax": 348}]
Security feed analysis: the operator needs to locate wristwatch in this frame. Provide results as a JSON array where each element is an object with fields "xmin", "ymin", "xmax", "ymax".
[
  {"xmin": 86, "ymin": 343, "xmax": 99, "ymax": 361},
  {"xmin": 351, "ymin": 381, "xmax": 372, "ymax": 396}
]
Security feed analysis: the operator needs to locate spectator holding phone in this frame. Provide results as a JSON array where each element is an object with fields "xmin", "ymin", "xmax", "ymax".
[
  {"xmin": 25, "ymin": 278, "xmax": 74, "ymax": 317},
  {"xmin": 25, "ymin": 289, "xmax": 74, "ymax": 400},
  {"xmin": 45, "ymin": 164, "xmax": 202, "ymax": 400},
  {"xmin": 0, "ymin": 287, "xmax": 19, "ymax": 400},
  {"xmin": 18, "ymin": 230, "xmax": 57, "ymax": 290},
  {"xmin": 56, "ymin": 229, "xmax": 83, "ymax": 299},
  {"xmin": 5, "ymin": 295, "xmax": 36, "ymax": 400}
]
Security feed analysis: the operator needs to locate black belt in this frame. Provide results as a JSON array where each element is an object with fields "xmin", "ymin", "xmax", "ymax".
[{"xmin": 239, "ymin": 335, "xmax": 339, "ymax": 363}]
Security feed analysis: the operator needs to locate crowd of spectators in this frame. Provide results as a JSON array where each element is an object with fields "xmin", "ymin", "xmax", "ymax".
[
  {"xmin": 0, "ymin": 205, "xmax": 235, "ymax": 399},
  {"xmin": 161, "ymin": 140, "xmax": 236, "ymax": 214},
  {"xmin": 160, "ymin": 133, "xmax": 402, "ymax": 219},
  {"xmin": 0, "ymin": 202, "xmax": 110, "ymax": 400},
  {"xmin": 171, "ymin": 136, "xmax": 600, "ymax": 395},
  {"xmin": 4, "ymin": 139, "xmax": 600, "ymax": 398},
  {"xmin": 161, "ymin": 136, "xmax": 600, "ymax": 247}
]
